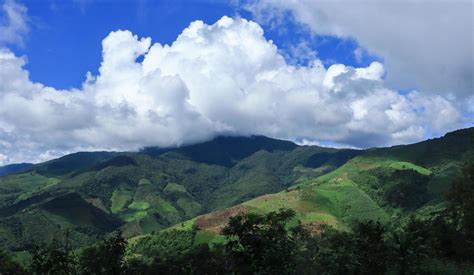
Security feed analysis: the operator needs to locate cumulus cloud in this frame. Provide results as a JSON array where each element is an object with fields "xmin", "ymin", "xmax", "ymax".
[
  {"xmin": 0, "ymin": 0, "xmax": 28, "ymax": 46},
  {"xmin": 0, "ymin": 16, "xmax": 468, "ymax": 165},
  {"xmin": 243, "ymin": 0, "xmax": 474, "ymax": 96}
]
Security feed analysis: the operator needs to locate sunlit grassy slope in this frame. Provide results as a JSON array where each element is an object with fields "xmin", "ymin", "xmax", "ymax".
[{"xmin": 151, "ymin": 128, "xmax": 473, "ymax": 245}]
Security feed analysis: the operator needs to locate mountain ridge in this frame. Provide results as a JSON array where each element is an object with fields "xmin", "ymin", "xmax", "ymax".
[
  {"xmin": 0, "ymin": 163, "xmax": 33, "ymax": 177},
  {"xmin": 136, "ymin": 127, "xmax": 474, "ymax": 248},
  {"xmin": 0, "ymin": 128, "xmax": 472, "ymax": 253}
]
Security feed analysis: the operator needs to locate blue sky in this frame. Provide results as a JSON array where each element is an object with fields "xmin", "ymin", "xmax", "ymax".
[
  {"xmin": 12, "ymin": 0, "xmax": 376, "ymax": 89},
  {"xmin": 0, "ymin": 0, "xmax": 471, "ymax": 164}
]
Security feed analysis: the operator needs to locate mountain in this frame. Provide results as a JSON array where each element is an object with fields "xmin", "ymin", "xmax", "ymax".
[
  {"xmin": 135, "ymin": 128, "xmax": 474, "ymax": 247},
  {"xmin": 141, "ymin": 135, "xmax": 298, "ymax": 167},
  {"xmin": 0, "ymin": 129, "xmax": 472, "ymax": 253},
  {"xmin": 0, "ymin": 135, "xmax": 359, "ymax": 251},
  {"xmin": 0, "ymin": 163, "xmax": 33, "ymax": 177}
]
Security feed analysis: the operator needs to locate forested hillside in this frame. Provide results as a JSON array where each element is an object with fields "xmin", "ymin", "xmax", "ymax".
[
  {"xmin": 0, "ymin": 128, "xmax": 472, "ymax": 273},
  {"xmin": 0, "ymin": 135, "xmax": 359, "ymax": 251},
  {"xmin": 0, "ymin": 163, "xmax": 33, "ymax": 177}
]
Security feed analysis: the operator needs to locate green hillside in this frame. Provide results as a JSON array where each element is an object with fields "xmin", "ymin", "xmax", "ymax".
[
  {"xmin": 138, "ymin": 128, "xmax": 474, "ymax": 246},
  {"xmin": 0, "ymin": 135, "xmax": 360, "ymax": 251},
  {"xmin": 0, "ymin": 129, "xmax": 472, "ymax": 258}
]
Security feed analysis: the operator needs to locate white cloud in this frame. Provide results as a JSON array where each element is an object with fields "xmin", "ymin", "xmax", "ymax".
[
  {"xmin": 243, "ymin": 0, "xmax": 474, "ymax": 96},
  {"xmin": 0, "ymin": 0, "xmax": 28, "ymax": 46},
  {"xmin": 0, "ymin": 16, "xmax": 468, "ymax": 164}
]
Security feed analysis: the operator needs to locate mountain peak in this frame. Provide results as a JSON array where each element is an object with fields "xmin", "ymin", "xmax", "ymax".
[{"xmin": 144, "ymin": 135, "xmax": 298, "ymax": 167}]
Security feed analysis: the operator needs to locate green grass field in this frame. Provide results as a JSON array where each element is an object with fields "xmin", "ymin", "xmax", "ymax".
[
  {"xmin": 111, "ymin": 189, "xmax": 133, "ymax": 213},
  {"xmin": 164, "ymin": 182, "xmax": 188, "ymax": 194}
]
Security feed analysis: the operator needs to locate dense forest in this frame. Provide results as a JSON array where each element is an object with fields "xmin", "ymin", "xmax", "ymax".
[{"xmin": 1, "ymin": 162, "xmax": 473, "ymax": 274}]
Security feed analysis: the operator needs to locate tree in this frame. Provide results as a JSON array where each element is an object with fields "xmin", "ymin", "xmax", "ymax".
[
  {"xmin": 447, "ymin": 163, "xmax": 474, "ymax": 233},
  {"xmin": 0, "ymin": 250, "xmax": 25, "ymax": 275},
  {"xmin": 181, "ymin": 243, "xmax": 226, "ymax": 274},
  {"xmin": 353, "ymin": 221, "xmax": 391, "ymax": 274},
  {"xmin": 313, "ymin": 226, "xmax": 359, "ymax": 274},
  {"xmin": 30, "ymin": 238, "xmax": 76, "ymax": 275},
  {"xmin": 292, "ymin": 222, "xmax": 320, "ymax": 274},
  {"xmin": 222, "ymin": 208, "xmax": 299, "ymax": 274},
  {"xmin": 446, "ymin": 162, "xmax": 474, "ymax": 261},
  {"xmin": 391, "ymin": 219, "xmax": 433, "ymax": 274},
  {"xmin": 78, "ymin": 230, "xmax": 127, "ymax": 274}
]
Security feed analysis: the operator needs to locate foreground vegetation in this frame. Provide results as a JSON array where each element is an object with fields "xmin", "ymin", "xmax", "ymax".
[{"xmin": 1, "ymin": 162, "xmax": 473, "ymax": 274}]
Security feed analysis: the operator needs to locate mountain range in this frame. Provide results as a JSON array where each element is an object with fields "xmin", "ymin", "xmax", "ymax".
[
  {"xmin": 0, "ymin": 163, "xmax": 33, "ymax": 177},
  {"xmin": 0, "ymin": 128, "xmax": 472, "ymax": 254}
]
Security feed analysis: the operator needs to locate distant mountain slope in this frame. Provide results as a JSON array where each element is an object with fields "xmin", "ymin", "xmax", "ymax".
[
  {"xmin": 32, "ymin": 151, "xmax": 118, "ymax": 177},
  {"xmin": 0, "ymin": 135, "xmax": 357, "ymax": 251},
  {"xmin": 0, "ymin": 129, "xmax": 472, "ymax": 252},
  {"xmin": 142, "ymin": 135, "xmax": 298, "ymax": 166},
  {"xmin": 148, "ymin": 128, "xmax": 474, "ymax": 246},
  {"xmin": 371, "ymin": 128, "xmax": 474, "ymax": 166},
  {"xmin": 0, "ymin": 163, "xmax": 33, "ymax": 177}
]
